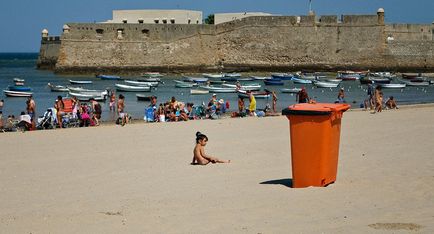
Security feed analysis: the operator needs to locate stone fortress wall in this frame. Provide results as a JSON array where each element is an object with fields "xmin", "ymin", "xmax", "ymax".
[{"xmin": 37, "ymin": 9, "xmax": 434, "ymax": 73}]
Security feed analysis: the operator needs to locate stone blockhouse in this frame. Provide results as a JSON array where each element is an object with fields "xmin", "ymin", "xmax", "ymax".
[{"xmin": 104, "ymin": 9, "xmax": 202, "ymax": 25}]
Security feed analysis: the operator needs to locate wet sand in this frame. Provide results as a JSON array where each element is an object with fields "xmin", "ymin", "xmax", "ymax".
[{"xmin": 1, "ymin": 105, "xmax": 434, "ymax": 233}]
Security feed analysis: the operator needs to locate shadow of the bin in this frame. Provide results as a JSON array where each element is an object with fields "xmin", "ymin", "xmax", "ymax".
[{"xmin": 260, "ymin": 178, "xmax": 293, "ymax": 188}]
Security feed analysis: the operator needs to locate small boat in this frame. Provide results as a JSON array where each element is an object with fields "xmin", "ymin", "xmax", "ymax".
[
  {"xmin": 96, "ymin": 74, "xmax": 122, "ymax": 80},
  {"xmin": 313, "ymin": 81, "xmax": 339, "ymax": 88},
  {"xmin": 139, "ymin": 77, "xmax": 161, "ymax": 82},
  {"xmin": 360, "ymin": 76, "xmax": 391, "ymax": 84},
  {"xmin": 3, "ymin": 90, "xmax": 33, "ymax": 97},
  {"xmin": 264, "ymin": 79, "xmax": 284, "ymax": 86},
  {"xmin": 401, "ymin": 73, "xmax": 419, "ymax": 79},
  {"xmin": 271, "ymin": 73, "xmax": 293, "ymax": 80},
  {"xmin": 237, "ymin": 77, "xmax": 254, "ymax": 81},
  {"xmin": 222, "ymin": 83, "xmax": 261, "ymax": 91},
  {"xmin": 399, "ymin": 79, "xmax": 429, "ymax": 86},
  {"xmin": 48, "ymin": 83, "xmax": 69, "ymax": 92},
  {"xmin": 220, "ymin": 77, "xmax": 239, "ymax": 82},
  {"xmin": 8, "ymin": 85, "xmax": 31, "ymax": 92},
  {"xmin": 281, "ymin": 88, "xmax": 302, "ymax": 93},
  {"xmin": 115, "ymin": 84, "xmax": 151, "ymax": 92},
  {"xmin": 174, "ymin": 80, "xmax": 197, "ymax": 88},
  {"xmin": 337, "ymin": 71, "xmax": 361, "ymax": 80},
  {"xmin": 68, "ymin": 92, "xmax": 106, "ymax": 101},
  {"xmin": 183, "ymin": 76, "xmax": 209, "ymax": 83},
  {"xmin": 142, "ymin": 72, "xmax": 164, "ymax": 78},
  {"xmin": 224, "ymin": 73, "xmax": 242, "ymax": 78},
  {"xmin": 251, "ymin": 76, "xmax": 271, "ymax": 80},
  {"xmin": 291, "ymin": 77, "xmax": 312, "ymax": 84},
  {"xmin": 203, "ymin": 73, "xmax": 225, "ymax": 78},
  {"xmin": 316, "ymin": 77, "xmax": 341, "ymax": 83},
  {"xmin": 67, "ymin": 87, "xmax": 106, "ymax": 93},
  {"xmin": 430, "ymin": 80, "xmax": 434, "ymax": 85},
  {"xmin": 200, "ymin": 85, "xmax": 237, "ymax": 93},
  {"xmin": 209, "ymin": 80, "xmax": 226, "ymax": 85},
  {"xmin": 136, "ymin": 94, "xmax": 154, "ymax": 101},
  {"xmin": 13, "ymin": 78, "xmax": 25, "ymax": 83},
  {"xmin": 298, "ymin": 73, "xmax": 317, "ymax": 80},
  {"xmin": 124, "ymin": 80, "xmax": 156, "ymax": 86},
  {"xmin": 69, "ymin": 80, "xmax": 93, "ymax": 84},
  {"xmin": 378, "ymin": 83, "xmax": 406, "ymax": 89},
  {"xmin": 190, "ymin": 89, "xmax": 209, "ymax": 95},
  {"xmin": 237, "ymin": 90, "xmax": 271, "ymax": 99}
]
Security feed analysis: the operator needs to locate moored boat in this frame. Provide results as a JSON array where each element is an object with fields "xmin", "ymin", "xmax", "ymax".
[
  {"xmin": 251, "ymin": 76, "xmax": 271, "ymax": 80},
  {"xmin": 203, "ymin": 73, "xmax": 225, "ymax": 78},
  {"xmin": 69, "ymin": 79, "xmax": 93, "ymax": 84},
  {"xmin": 271, "ymin": 73, "xmax": 293, "ymax": 80},
  {"xmin": 220, "ymin": 77, "xmax": 238, "ymax": 82},
  {"xmin": 264, "ymin": 79, "xmax": 284, "ymax": 86},
  {"xmin": 200, "ymin": 85, "xmax": 236, "ymax": 93},
  {"xmin": 8, "ymin": 85, "xmax": 31, "ymax": 92},
  {"xmin": 313, "ymin": 81, "xmax": 339, "ymax": 88},
  {"xmin": 174, "ymin": 80, "xmax": 197, "ymax": 88},
  {"xmin": 399, "ymin": 79, "xmax": 429, "ymax": 86},
  {"xmin": 190, "ymin": 89, "xmax": 209, "ymax": 95},
  {"xmin": 378, "ymin": 83, "xmax": 406, "ymax": 89},
  {"xmin": 3, "ymin": 90, "xmax": 33, "ymax": 97},
  {"xmin": 124, "ymin": 80, "xmax": 158, "ymax": 87},
  {"xmin": 68, "ymin": 92, "xmax": 107, "ymax": 101},
  {"xmin": 237, "ymin": 77, "xmax": 254, "ymax": 81},
  {"xmin": 281, "ymin": 88, "xmax": 302, "ymax": 93},
  {"xmin": 222, "ymin": 83, "xmax": 261, "ymax": 91},
  {"xmin": 224, "ymin": 73, "xmax": 241, "ymax": 78},
  {"xmin": 183, "ymin": 76, "xmax": 208, "ymax": 83},
  {"xmin": 291, "ymin": 77, "xmax": 312, "ymax": 84},
  {"xmin": 142, "ymin": 72, "xmax": 164, "ymax": 78},
  {"xmin": 96, "ymin": 74, "xmax": 122, "ymax": 80},
  {"xmin": 337, "ymin": 71, "xmax": 361, "ymax": 80},
  {"xmin": 48, "ymin": 83, "xmax": 69, "ymax": 92},
  {"xmin": 115, "ymin": 84, "xmax": 151, "ymax": 92}
]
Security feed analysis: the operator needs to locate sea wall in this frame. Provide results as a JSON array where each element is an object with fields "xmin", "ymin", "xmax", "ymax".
[{"xmin": 38, "ymin": 13, "xmax": 434, "ymax": 74}]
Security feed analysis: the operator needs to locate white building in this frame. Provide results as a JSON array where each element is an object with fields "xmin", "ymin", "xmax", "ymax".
[
  {"xmin": 104, "ymin": 9, "xmax": 203, "ymax": 24},
  {"xmin": 214, "ymin": 12, "xmax": 273, "ymax": 24}
]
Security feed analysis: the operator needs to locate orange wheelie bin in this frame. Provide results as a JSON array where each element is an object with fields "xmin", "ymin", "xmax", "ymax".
[{"xmin": 282, "ymin": 103, "xmax": 350, "ymax": 188}]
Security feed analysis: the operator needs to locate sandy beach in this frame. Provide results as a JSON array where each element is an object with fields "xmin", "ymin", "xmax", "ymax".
[{"xmin": 1, "ymin": 105, "xmax": 434, "ymax": 233}]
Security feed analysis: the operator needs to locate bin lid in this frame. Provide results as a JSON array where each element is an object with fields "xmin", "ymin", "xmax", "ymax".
[{"xmin": 282, "ymin": 103, "xmax": 351, "ymax": 116}]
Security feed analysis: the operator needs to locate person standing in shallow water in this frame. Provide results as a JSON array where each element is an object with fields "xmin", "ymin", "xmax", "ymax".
[
  {"xmin": 272, "ymin": 91, "xmax": 278, "ymax": 112},
  {"xmin": 192, "ymin": 132, "xmax": 230, "ymax": 165},
  {"xmin": 296, "ymin": 87, "xmax": 309, "ymax": 103}
]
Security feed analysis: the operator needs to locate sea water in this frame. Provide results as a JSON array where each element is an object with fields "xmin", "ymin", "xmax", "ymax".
[{"xmin": 1, "ymin": 53, "xmax": 434, "ymax": 121}]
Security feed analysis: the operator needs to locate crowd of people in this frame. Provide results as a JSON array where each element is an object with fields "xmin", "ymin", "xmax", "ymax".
[{"xmin": 363, "ymin": 84, "xmax": 399, "ymax": 112}]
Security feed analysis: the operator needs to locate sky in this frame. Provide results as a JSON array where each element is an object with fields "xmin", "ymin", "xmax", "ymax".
[{"xmin": 0, "ymin": 0, "xmax": 433, "ymax": 52}]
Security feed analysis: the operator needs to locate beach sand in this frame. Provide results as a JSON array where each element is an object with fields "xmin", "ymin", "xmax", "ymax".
[{"xmin": 1, "ymin": 105, "xmax": 434, "ymax": 233}]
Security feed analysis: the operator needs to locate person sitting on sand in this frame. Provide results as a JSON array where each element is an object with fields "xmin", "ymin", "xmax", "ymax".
[
  {"xmin": 385, "ymin": 96, "xmax": 399, "ymax": 110},
  {"xmin": 192, "ymin": 132, "xmax": 230, "ymax": 165}
]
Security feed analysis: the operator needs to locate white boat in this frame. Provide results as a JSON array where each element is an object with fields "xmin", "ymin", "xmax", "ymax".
[
  {"xmin": 142, "ymin": 72, "xmax": 164, "ymax": 78},
  {"xmin": 200, "ymin": 85, "xmax": 236, "ymax": 93},
  {"xmin": 68, "ymin": 92, "xmax": 106, "ymax": 101},
  {"xmin": 313, "ymin": 81, "xmax": 340, "ymax": 88},
  {"xmin": 202, "ymin": 73, "xmax": 225, "ymax": 78},
  {"xmin": 3, "ymin": 90, "xmax": 33, "ymax": 97},
  {"xmin": 67, "ymin": 87, "xmax": 106, "ymax": 93},
  {"xmin": 124, "ymin": 80, "xmax": 155, "ymax": 86},
  {"xmin": 69, "ymin": 80, "xmax": 92, "ymax": 84},
  {"xmin": 292, "ymin": 77, "xmax": 313, "ymax": 84},
  {"xmin": 183, "ymin": 76, "xmax": 209, "ymax": 83},
  {"xmin": 115, "ymin": 84, "xmax": 151, "ymax": 92},
  {"xmin": 399, "ymin": 79, "xmax": 429, "ymax": 87},
  {"xmin": 281, "ymin": 88, "xmax": 302, "ymax": 93},
  {"xmin": 251, "ymin": 76, "xmax": 271, "ymax": 80},
  {"xmin": 237, "ymin": 77, "xmax": 254, "ymax": 81},
  {"xmin": 48, "ymin": 83, "xmax": 69, "ymax": 92},
  {"xmin": 298, "ymin": 73, "xmax": 317, "ymax": 80},
  {"xmin": 316, "ymin": 78, "xmax": 342, "ymax": 83},
  {"xmin": 224, "ymin": 73, "xmax": 242, "ymax": 78},
  {"xmin": 379, "ymin": 83, "xmax": 406, "ymax": 89},
  {"xmin": 13, "ymin": 78, "xmax": 25, "ymax": 83},
  {"xmin": 190, "ymin": 89, "xmax": 209, "ymax": 95},
  {"xmin": 222, "ymin": 83, "xmax": 261, "ymax": 91},
  {"xmin": 174, "ymin": 80, "xmax": 197, "ymax": 88}
]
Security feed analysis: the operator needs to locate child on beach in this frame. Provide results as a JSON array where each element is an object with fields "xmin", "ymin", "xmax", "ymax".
[{"xmin": 192, "ymin": 132, "xmax": 230, "ymax": 165}]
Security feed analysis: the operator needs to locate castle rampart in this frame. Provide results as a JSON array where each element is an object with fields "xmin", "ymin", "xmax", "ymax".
[{"xmin": 37, "ymin": 10, "xmax": 434, "ymax": 73}]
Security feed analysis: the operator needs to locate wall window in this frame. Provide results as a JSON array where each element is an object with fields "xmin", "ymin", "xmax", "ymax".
[{"xmin": 96, "ymin": 29, "xmax": 104, "ymax": 34}]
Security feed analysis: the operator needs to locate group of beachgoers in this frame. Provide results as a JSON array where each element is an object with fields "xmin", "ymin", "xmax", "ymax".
[
  {"xmin": 364, "ymin": 84, "xmax": 398, "ymax": 112},
  {"xmin": 295, "ymin": 84, "xmax": 398, "ymax": 112}
]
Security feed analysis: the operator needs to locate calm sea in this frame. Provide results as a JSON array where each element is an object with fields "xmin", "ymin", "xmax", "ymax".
[{"xmin": 1, "ymin": 52, "xmax": 434, "ymax": 121}]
